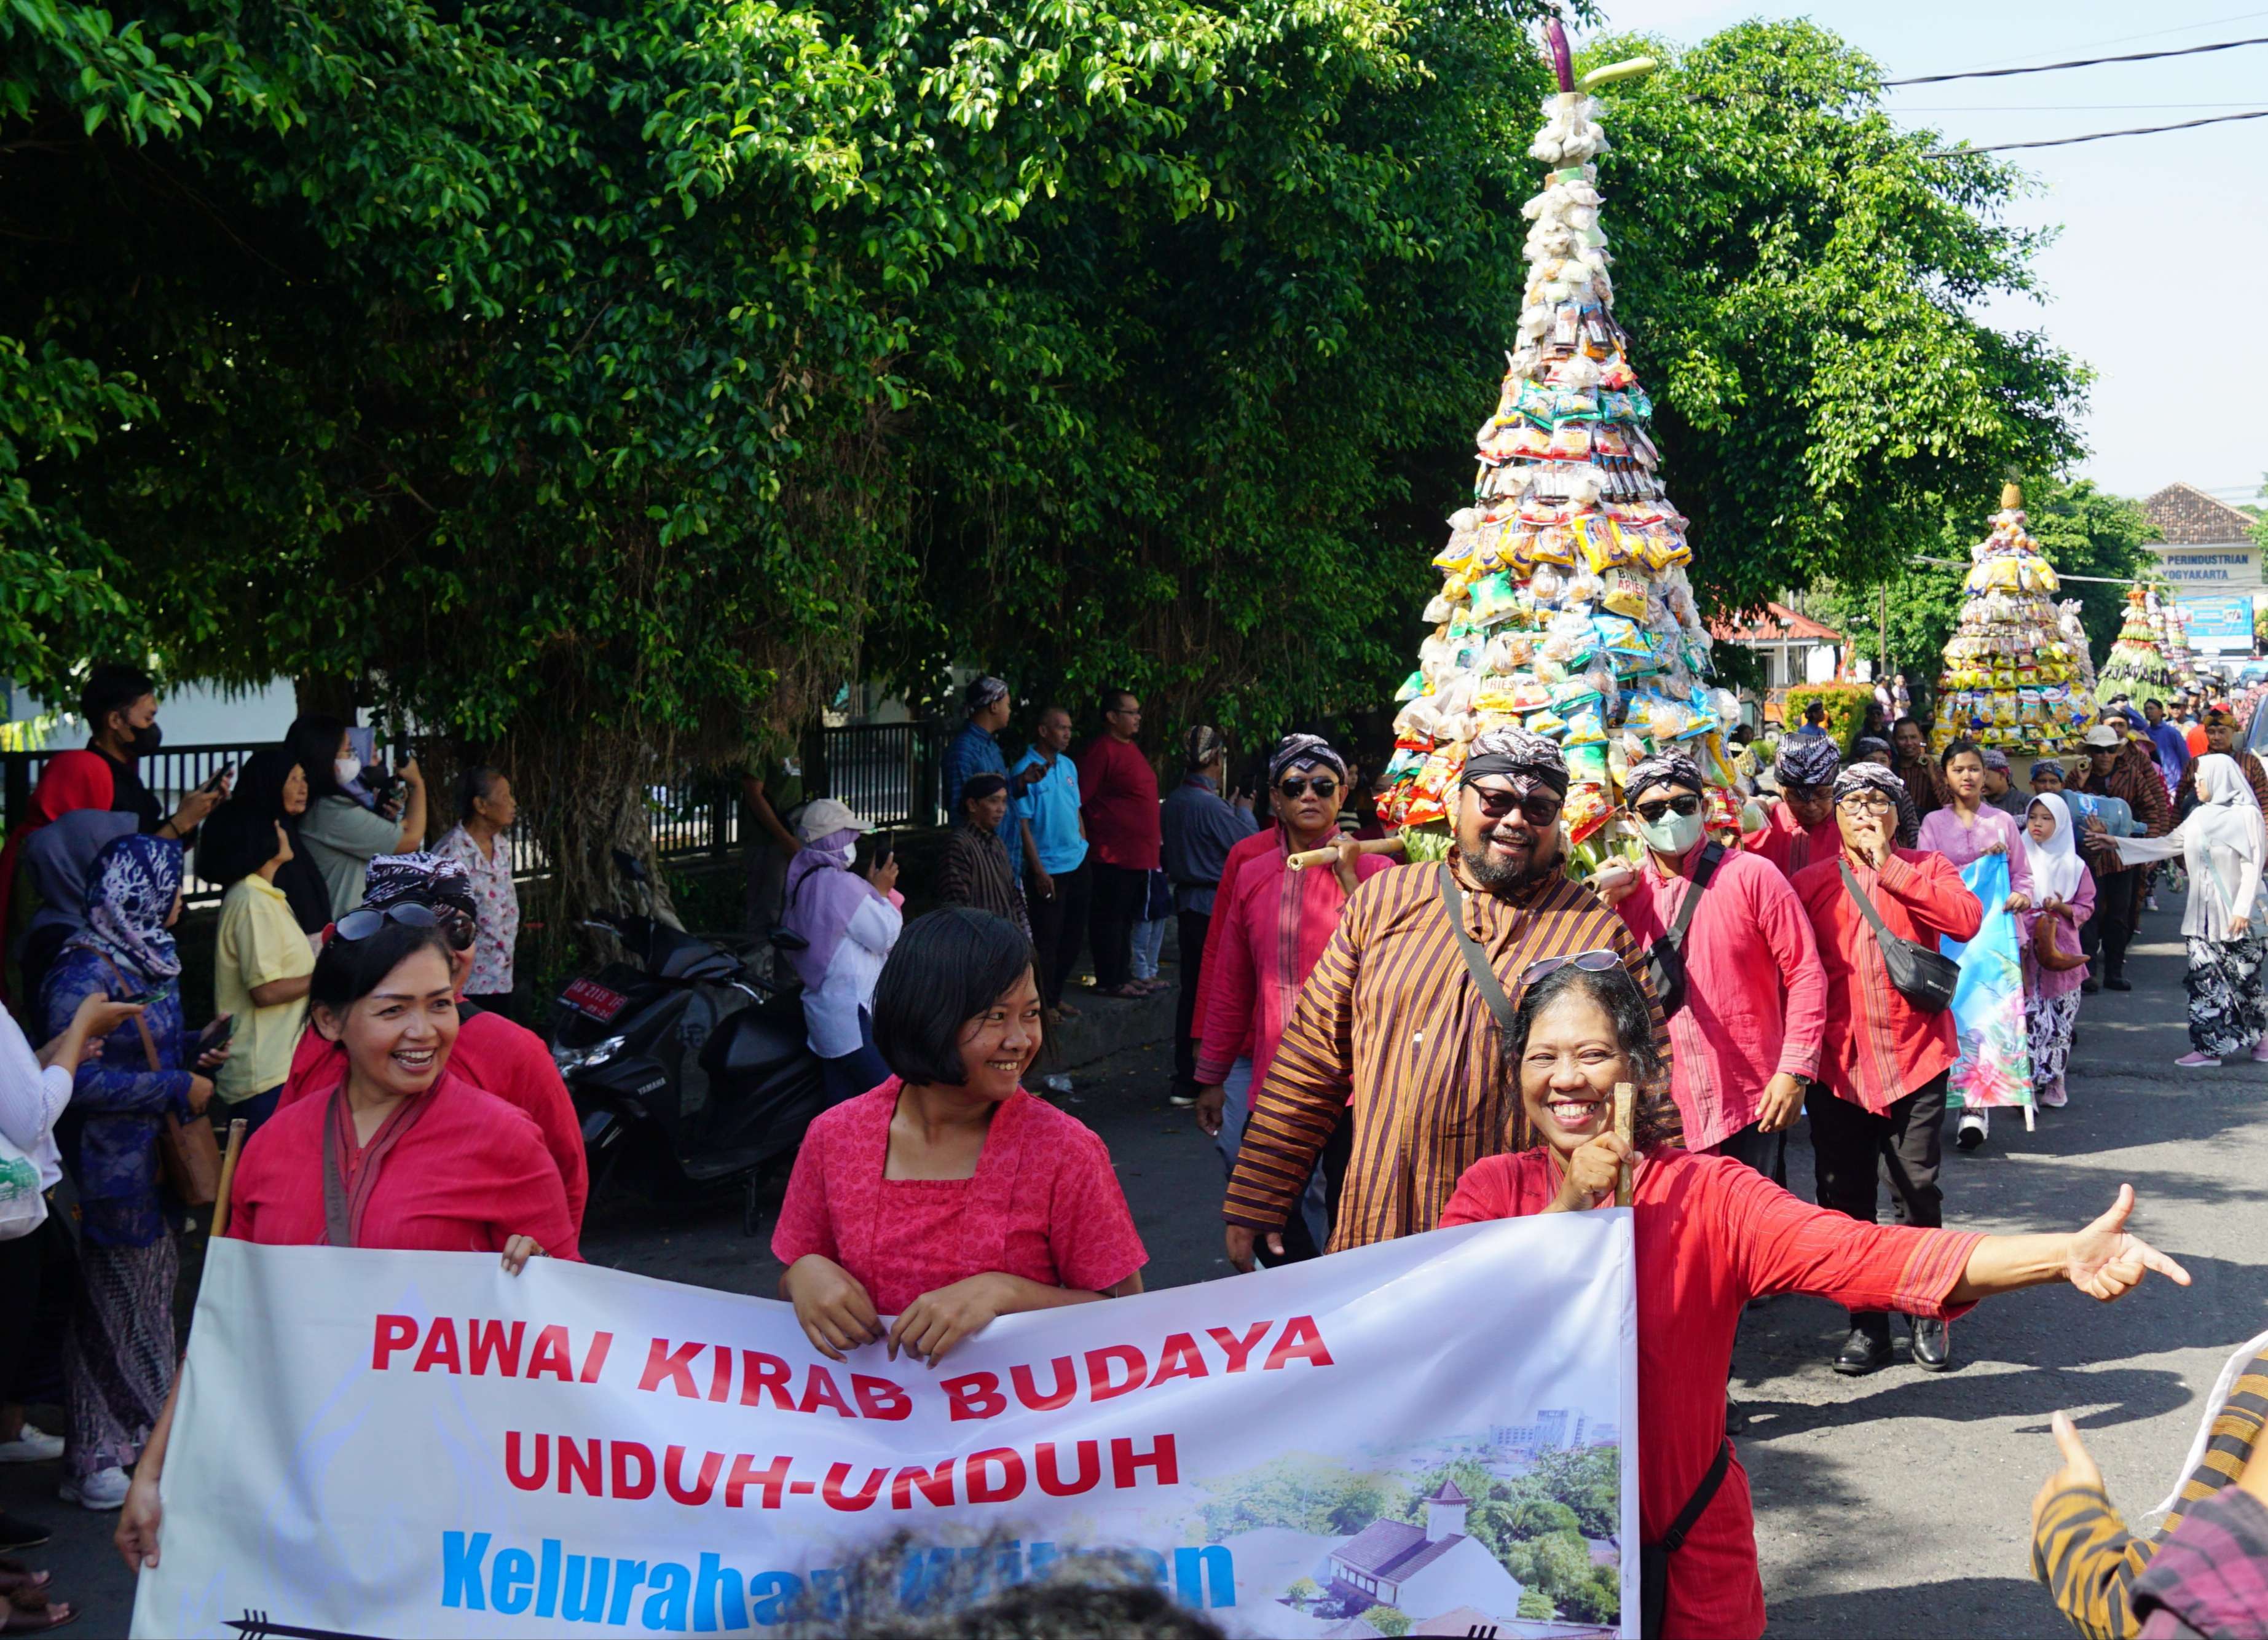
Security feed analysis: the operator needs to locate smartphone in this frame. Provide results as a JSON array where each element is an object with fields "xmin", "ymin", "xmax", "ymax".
[
  {"xmin": 202, "ymin": 1013, "xmax": 235, "ymax": 1049},
  {"xmin": 198, "ymin": 762, "xmax": 235, "ymax": 794}
]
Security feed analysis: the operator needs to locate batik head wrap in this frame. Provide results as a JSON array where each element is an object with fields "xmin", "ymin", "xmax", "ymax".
[
  {"xmin": 1268, "ymin": 734, "xmax": 1347, "ymax": 787},
  {"xmin": 1851, "ymin": 736, "xmax": 1892, "ymax": 763},
  {"xmin": 1832, "ymin": 762, "xmax": 1907, "ymax": 805},
  {"xmin": 1979, "ymin": 747, "xmax": 2010, "ymax": 774},
  {"xmin": 1185, "ymin": 724, "xmax": 1227, "ymax": 771},
  {"xmin": 362, "ymin": 850, "xmax": 478, "ymax": 919},
  {"xmin": 1460, "ymin": 726, "xmax": 1569, "ymax": 796},
  {"xmin": 963, "ymin": 676, "xmax": 1010, "ymax": 715},
  {"xmin": 69, "ymin": 832, "xmax": 184, "ymax": 981},
  {"xmin": 2029, "ymin": 759, "xmax": 2067, "ymax": 786},
  {"xmin": 1622, "ymin": 751, "xmax": 1704, "ymax": 803},
  {"xmin": 1774, "ymin": 734, "xmax": 1840, "ymax": 788}
]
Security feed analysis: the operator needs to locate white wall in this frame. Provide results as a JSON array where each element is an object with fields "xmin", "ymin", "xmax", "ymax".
[{"xmin": 12, "ymin": 678, "xmax": 301, "ymax": 748}]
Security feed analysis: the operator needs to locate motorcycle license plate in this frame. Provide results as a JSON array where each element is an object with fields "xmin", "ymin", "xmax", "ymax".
[{"xmin": 562, "ymin": 978, "xmax": 628, "ymax": 1023}]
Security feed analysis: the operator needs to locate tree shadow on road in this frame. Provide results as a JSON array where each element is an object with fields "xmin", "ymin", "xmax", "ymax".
[{"xmin": 1762, "ymin": 1575, "xmax": 2066, "ymax": 1639}]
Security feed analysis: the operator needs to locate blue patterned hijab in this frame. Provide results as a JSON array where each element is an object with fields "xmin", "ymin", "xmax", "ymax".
[{"xmin": 69, "ymin": 833, "xmax": 185, "ymax": 981}]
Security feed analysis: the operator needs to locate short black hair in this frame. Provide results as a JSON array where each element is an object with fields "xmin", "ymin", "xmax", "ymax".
[
  {"xmin": 1104, "ymin": 688, "xmax": 1138, "ymax": 715},
  {"xmin": 309, "ymin": 918, "xmax": 456, "ymax": 1027},
  {"xmin": 1939, "ymin": 736, "xmax": 1983, "ymax": 771},
  {"xmin": 872, "ymin": 909, "xmax": 1035, "ymax": 1087},
  {"xmin": 194, "ymin": 799, "xmax": 282, "ymax": 887},
  {"xmin": 959, "ymin": 771, "xmax": 1008, "ymax": 810},
  {"xmin": 286, "ymin": 713, "xmax": 352, "ymax": 804},
  {"xmin": 1892, "ymin": 715, "xmax": 1923, "ymax": 736},
  {"xmin": 1802, "ymin": 700, "xmax": 1825, "ymax": 723},
  {"xmin": 80, "ymin": 664, "xmax": 155, "ymax": 731},
  {"xmin": 455, "ymin": 764, "xmax": 505, "ymax": 823},
  {"xmin": 1510, "ymin": 961, "xmax": 1674, "ymax": 1147}
]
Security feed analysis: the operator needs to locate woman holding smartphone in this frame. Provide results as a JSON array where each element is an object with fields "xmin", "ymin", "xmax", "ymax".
[{"xmin": 36, "ymin": 834, "xmax": 227, "ymax": 1512}]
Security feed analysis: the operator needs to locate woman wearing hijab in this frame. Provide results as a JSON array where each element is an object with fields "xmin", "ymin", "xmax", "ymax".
[
  {"xmin": 777, "ymin": 799, "xmax": 901, "ymax": 1105},
  {"xmin": 2019, "ymin": 793, "xmax": 2094, "ymax": 1112},
  {"xmin": 2090, "ymin": 753, "xmax": 2268, "ymax": 1066},
  {"xmin": 4, "ymin": 751, "xmax": 138, "ymax": 1014},
  {"xmin": 221, "ymin": 747, "xmax": 329, "ymax": 935},
  {"xmin": 36, "ymin": 834, "xmax": 224, "ymax": 1511}
]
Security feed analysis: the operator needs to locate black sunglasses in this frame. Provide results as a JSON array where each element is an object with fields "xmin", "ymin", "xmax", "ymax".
[
  {"xmin": 1277, "ymin": 776, "xmax": 1340, "ymax": 799},
  {"xmin": 1632, "ymin": 794, "xmax": 1703, "ymax": 823},
  {"xmin": 335, "ymin": 901, "xmax": 476, "ymax": 952},
  {"xmin": 1471, "ymin": 785, "xmax": 1564, "ymax": 826}
]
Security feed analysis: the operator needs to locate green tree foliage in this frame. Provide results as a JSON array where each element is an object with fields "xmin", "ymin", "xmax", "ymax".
[
  {"xmin": 1357, "ymin": 1606, "xmax": 1411, "ymax": 1638},
  {"xmin": 1588, "ymin": 22, "xmax": 2087, "ymax": 617},
  {"xmin": 1191, "ymin": 1454, "xmax": 1396, "ymax": 1540},
  {"xmin": 1565, "ymin": 1564, "xmax": 1623, "ymax": 1626},
  {"xmin": 1285, "ymin": 1577, "xmax": 1320, "ymax": 1605},
  {"xmin": 1517, "ymin": 1588, "xmax": 1557, "ymax": 1620},
  {"xmin": 1505, "ymin": 1530, "xmax": 1596, "ymax": 1609}
]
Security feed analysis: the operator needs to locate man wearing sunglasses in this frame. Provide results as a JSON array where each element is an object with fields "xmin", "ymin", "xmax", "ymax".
[
  {"xmin": 1792, "ymin": 763, "xmax": 1981, "ymax": 1375},
  {"xmin": 1223, "ymin": 726, "xmax": 1665, "ymax": 1269},
  {"xmin": 1746, "ymin": 734, "xmax": 1842, "ymax": 881},
  {"xmin": 1594, "ymin": 753, "xmax": 1825, "ymax": 1181},
  {"xmin": 272, "ymin": 852, "xmax": 588, "ymax": 1241}
]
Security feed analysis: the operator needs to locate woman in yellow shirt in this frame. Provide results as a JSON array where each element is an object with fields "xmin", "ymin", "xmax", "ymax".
[{"xmin": 198, "ymin": 804, "xmax": 316, "ymax": 1134}]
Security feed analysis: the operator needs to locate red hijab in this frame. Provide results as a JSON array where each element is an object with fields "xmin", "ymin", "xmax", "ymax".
[{"xmin": 0, "ymin": 751, "xmax": 115, "ymax": 1006}]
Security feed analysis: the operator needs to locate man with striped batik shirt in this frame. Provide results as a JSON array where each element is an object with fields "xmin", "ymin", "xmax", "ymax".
[{"xmin": 1221, "ymin": 727, "xmax": 1672, "ymax": 1266}]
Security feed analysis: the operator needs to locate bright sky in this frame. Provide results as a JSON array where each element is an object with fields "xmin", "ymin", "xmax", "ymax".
[{"xmin": 1578, "ymin": 1, "xmax": 2268, "ymax": 512}]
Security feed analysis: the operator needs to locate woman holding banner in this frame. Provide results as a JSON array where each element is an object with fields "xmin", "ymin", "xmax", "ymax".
[
  {"xmin": 1916, "ymin": 738, "xmax": 2033, "ymax": 1153},
  {"xmin": 114, "ymin": 913, "xmax": 572, "ymax": 1574},
  {"xmin": 773, "ymin": 908, "xmax": 1146, "ymax": 1368},
  {"xmin": 1438, "ymin": 959, "xmax": 2189, "ymax": 1640}
]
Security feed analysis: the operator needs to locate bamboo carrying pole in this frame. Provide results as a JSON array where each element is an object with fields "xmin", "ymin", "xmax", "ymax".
[
  {"xmin": 1612, "ymin": 1081, "xmax": 1635, "ymax": 1207},
  {"xmin": 209, "ymin": 1118, "xmax": 249, "ymax": 1241},
  {"xmin": 1285, "ymin": 835, "xmax": 1409, "ymax": 872}
]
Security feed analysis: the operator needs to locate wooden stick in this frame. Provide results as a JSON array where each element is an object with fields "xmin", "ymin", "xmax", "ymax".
[
  {"xmin": 210, "ymin": 1118, "xmax": 249, "ymax": 1242},
  {"xmin": 1612, "ymin": 1081, "xmax": 1635, "ymax": 1207},
  {"xmin": 1286, "ymin": 835, "xmax": 1408, "ymax": 872}
]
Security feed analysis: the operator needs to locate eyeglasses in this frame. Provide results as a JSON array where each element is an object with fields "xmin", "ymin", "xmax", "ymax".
[
  {"xmin": 1631, "ymin": 794, "xmax": 1702, "ymax": 824},
  {"xmin": 1108, "ymin": 705, "xmax": 1143, "ymax": 718},
  {"xmin": 1520, "ymin": 949, "xmax": 1621, "ymax": 987},
  {"xmin": 1277, "ymin": 777, "xmax": 1339, "ymax": 799},
  {"xmin": 1470, "ymin": 785, "xmax": 1564, "ymax": 826},
  {"xmin": 335, "ymin": 900, "xmax": 476, "ymax": 952},
  {"xmin": 1837, "ymin": 793, "xmax": 1896, "ymax": 815}
]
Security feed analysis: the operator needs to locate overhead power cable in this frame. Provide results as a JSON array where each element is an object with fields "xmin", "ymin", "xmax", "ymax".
[
  {"xmin": 1886, "ymin": 34, "xmax": 2268, "ymax": 85},
  {"xmin": 1926, "ymin": 107, "xmax": 2268, "ymax": 155},
  {"xmin": 1929, "ymin": 7, "xmax": 2268, "ymax": 76}
]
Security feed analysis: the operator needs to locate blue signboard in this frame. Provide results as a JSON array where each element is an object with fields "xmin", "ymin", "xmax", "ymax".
[{"xmin": 2183, "ymin": 595, "xmax": 2256, "ymax": 653}]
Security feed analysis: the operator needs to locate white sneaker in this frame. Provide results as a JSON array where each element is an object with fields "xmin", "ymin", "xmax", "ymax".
[
  {"xmin": 0, "ymin": 1422, "xmax": 63, "ymax": 1463},
  {"xmin": 59, "ymin": 1466, "xmax": 130, "ymax": 1510},
  {"xmin": 1956, "ymin": 1110, "xmax": 1988, "ymax": 1151}
]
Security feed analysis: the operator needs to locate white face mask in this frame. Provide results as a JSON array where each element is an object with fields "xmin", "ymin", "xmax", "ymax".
[{"xmin": 334, "ymin": 756, "xmax": 363, "ymax": 787}]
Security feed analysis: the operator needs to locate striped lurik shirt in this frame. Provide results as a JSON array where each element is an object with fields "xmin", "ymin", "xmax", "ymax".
[
  {"xmin": 1223, "ymin": 852, "xmax": 1675, "ymax": 1250},
  {"xmin": 2033, "ymin": 1346, "xmax": 2268, "ymax": 1639}
]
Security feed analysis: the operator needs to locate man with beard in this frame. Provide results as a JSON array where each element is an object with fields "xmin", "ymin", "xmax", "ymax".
[{"xmin": 1221, "ymin": 727, "xmax": 1668, "ymax": 1266}]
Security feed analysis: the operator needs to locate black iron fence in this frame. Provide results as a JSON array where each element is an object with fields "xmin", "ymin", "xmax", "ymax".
[{"xmin": 2, "ymin": 720, "xmax": 956, "ymax": 907}]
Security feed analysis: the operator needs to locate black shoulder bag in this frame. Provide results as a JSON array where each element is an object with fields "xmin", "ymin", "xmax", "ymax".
[
  {"xmin": 1437, "ymin": 863, "xmax": 1518, "ymax": 1030},
  {"xmin": 1640, "ymin": 1437, "xmax": 1732, "ymax": 1638},
  {"xmin": 1838, "ymin": 858, "xmax": 1960, "ymax": 1013},
  {"xmin": 1644, "ymin": 842, "xmax": 1724, "ymax": 1017}
]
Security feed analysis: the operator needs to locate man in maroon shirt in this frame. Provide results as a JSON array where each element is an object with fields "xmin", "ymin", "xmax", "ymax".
[{"xmin": 1076, "ymin": 690, "xmax": 1161, "ymax": 997}]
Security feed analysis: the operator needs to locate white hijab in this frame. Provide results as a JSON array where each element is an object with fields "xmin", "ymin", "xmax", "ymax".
[
  {"xmin": 2020, "ymin": 791, "xmax": 2085, "ymax": 903},
  {"xmin": 2117, "ymin": 754, "xmax": 2268, "ymax": 941}
]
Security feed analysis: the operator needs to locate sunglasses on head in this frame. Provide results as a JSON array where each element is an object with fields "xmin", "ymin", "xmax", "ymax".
[
  {"xmin": 1520, "ymin": 948, "xmax": 1621, "ymax": 987},
  {"xmin": 1470, "ymin": 785, "xmax": 1564, "ymax": 825},
  {"xmin": 335, "ymin": 900, "xmax": 476, "ymax": 951},
  {"xmin": 1632, "ymin": 793, "xmax": 1702, "ymax": 823},
  {"xmin": 1277, "ymin": 775, "xmax": 1340, "ymax": 799}
]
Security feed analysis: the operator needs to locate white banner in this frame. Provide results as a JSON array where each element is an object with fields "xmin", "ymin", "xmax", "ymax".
[{"xmin": 133, "ymin": 1215, "xmax": 1637, "ymax": 1639}]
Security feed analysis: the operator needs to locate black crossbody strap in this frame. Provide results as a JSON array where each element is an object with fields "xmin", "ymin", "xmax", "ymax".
[
  {"xmin": 1659, "ymin": 1437, "xmax": 1733, "ymax": 1552},
  {"xmin": 1838, "ymin": 858, "xmax": 1897, "ymax": 944},
  {"xmin": 1668, "ymin": 842, "xmax": 1726, "ymax": 942},
  {"xmin": 1437, "ymin": 863, "xmax": 1518, "ymax": 1032}
]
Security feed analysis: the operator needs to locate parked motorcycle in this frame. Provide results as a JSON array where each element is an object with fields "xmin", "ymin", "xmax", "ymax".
[{"xmin": 548, "ymin": 852, "xmax": 824, "ymax": 1230}]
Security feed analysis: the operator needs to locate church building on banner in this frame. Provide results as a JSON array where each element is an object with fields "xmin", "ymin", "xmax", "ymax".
[{"xmin": 1323, "ymin": 1478, "xmax": 1527, "ymax": 1619}]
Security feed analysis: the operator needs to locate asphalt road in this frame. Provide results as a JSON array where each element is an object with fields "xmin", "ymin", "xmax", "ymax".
[{"xmin": 10, "ymin": 893, "xmax": 2266, "ymax": 1637}]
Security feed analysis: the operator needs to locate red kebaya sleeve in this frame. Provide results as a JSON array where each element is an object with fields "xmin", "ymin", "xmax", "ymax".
[
  {"xmin": 1436, "ymin": 1156, "xmax": 1521, "ymax": 1226},
  {"xmin": 768, "ymin": 1118, "xmax": 840, "ymax": 1269},
  {"xmin": 1878, "ymin": 850, "xmax": 1983, "ymax": 944},
  {"xmin": 1708, "ymin": 1155, "xmax": 1983, "ymax": 1319},
  {"xmin": 494, "ymin": 1132, "xmax": 581, "ymax": 1262},
  {"xmin": 1752, "ymin": 863, "xmax": 1827, "ymax": 1083},
  {"xmin": 1194, "ymin": 866, "xmax": 1261, "ymax": 1086},
  {"xmin": 1043, "ymin": 1125, "xmax": 1147, "ymax": 1293}
]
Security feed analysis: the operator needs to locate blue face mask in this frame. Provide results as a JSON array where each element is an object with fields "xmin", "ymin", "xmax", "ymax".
[{"xmin": 1634, "ymin": 805, "xmax": 1706, "ymax": 857}]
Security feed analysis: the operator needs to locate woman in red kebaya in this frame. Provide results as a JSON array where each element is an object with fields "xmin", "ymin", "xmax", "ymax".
[
  {"xmin": 114, "ymin": 912, "xmax": 570, "ymax": 1575},
  {"xmin": 1438, "ymin": 960, "xmax": 2189, "ymax": 1640},
  {"xmin": 773, "ymin": 908, "xmax": 1145, "ymax": 1367}
]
